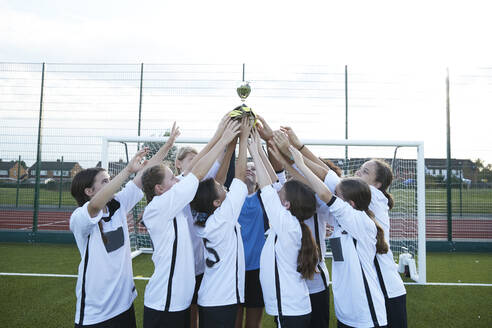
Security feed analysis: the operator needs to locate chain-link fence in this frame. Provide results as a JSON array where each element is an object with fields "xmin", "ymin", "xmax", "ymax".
[{"xmin": 0, "ymin": 62, "xmax": 490, "ymax": 249}]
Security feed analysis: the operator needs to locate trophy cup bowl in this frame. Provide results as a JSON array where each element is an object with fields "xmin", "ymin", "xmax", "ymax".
[
  {"xmin": 230, "ymin": 81, "xmax": 256, "ymax": 126},
  {"xmin": 237, "ymin": 82, "xmax": 251, "ymax": 102}
]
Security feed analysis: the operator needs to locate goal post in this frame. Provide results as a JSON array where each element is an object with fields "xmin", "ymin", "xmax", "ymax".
[{"xmin": 102, "ymin": 136, "xmax": 426, "ymax": 284}]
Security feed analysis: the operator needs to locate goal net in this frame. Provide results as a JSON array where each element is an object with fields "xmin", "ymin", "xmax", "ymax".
[{"xmin": 102, "ymin": 137, "xmax": 426, "ymax": 283}]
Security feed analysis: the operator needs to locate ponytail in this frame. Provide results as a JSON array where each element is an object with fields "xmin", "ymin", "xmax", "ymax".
[
  {"xmin": 297, "ymin": 221, "xmax": 320, "ymax": 280},
  {"xmin": 365, "ymin": 209, "xmax": 389, "ymax": 254},
  {"xmin": 372, "ymin": 159, "xmax": 394, "ymax": 210},
  {"xmin": 381, "ymin": 189, "xmax": 394, "ymax": 210}
]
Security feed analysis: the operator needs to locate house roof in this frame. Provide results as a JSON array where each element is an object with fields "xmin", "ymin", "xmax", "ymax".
[
  {"xmin": 28, "ymin": 161, "xmax": 80, "ymax": 171},
  {"xmin": 0, "ymin": 160, "xmax": 18, "ymax": 170}
]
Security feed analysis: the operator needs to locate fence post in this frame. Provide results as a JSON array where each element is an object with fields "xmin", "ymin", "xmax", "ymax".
[
  {"xmin": 32, "ymin": 62, "xmax": 46, "ymax": 240},
  {"xmin": 15, "ymin": 155, "xmax": 21, "ymax": 208},
  {"xmin": 58, "ymin": 156, "xmax": 64, "ymax": 208}
]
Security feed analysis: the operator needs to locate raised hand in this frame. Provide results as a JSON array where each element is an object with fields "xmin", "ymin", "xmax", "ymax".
[
  {"xmin": 222, "ymin": 120, "xmax": 241, "ymax": 144},
  {"xmin": 268, "ymin": 141, "xmax": 288, "ymax": 165},
  {"xmin": 167, "ymin": 121, "xmax": 180, "ymax": 143},
  {"xmin": 289, "ymin": 145, "xmax": 305, "ymax": 166},
  {"xmin": 247, "ymin": 129, "xmax": 261, "ymax": 156},
  {"xmin": 213, "ymin": 113, "xmax": 232, "ymax": 139},
  {"xmin": 240, "ymin": 117, "xmax": 253, "ymax": 139},
  {"xmin": 256, "ymin": 115, "xmax": 274, "ymax": 141},
  {"xmin": 127, "ymin": 147, "xmax": 150, "ymax": 173},
  {"xmin": 273, "ymin": 130, "xmax": 291, "ymax": 157},
  {"xmin": 280, "ymin": 126, "xmax": 303, "ymax": 150}
]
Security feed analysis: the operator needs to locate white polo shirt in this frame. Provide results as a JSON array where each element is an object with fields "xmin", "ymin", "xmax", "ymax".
[
  {"xmin": 304, "ymin": 204, "xmax": 331, "ymax": 294},
  {"xmin": 369, "ymin": 186, "xmax": 406, "ymax": 299},
  {"xmin": 259, "ymin": 185, "xmax": 311, "ymax": 317},
  {"xmin": 70, "ymin": 180, "xmax": 142, "ymax": 325},
  {"xmin": 143, "ymin": 173, "xmax": 199, "ymax": 312},
  {"xmin": 328, "ymin": 197, "xmax": 387, "ymax": 328},
  {"xmin": 196, "ymin": 178, "xmax": 248, "ymax": 307}
]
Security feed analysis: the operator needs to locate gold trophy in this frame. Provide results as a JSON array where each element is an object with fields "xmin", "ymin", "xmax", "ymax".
[{"xmin": 230, "ymin": 81, "xmax": 257, "ymax": 126}]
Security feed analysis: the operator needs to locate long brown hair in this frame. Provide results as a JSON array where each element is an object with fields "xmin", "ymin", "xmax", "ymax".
[
  {"xmin": 71, "ymin": 168, "xmax": 107, "ymax": 244},
  {"xmin": 141, "ymin": 164, "xmax": 167, "ymax": 203},
  {"xmin": 320, "ymin": 158, "xmax": 343, "ymax": 177},
  {"xmin": 175, "ymin": 147, "xmax": 198, "ymax": 174},
  {"xmin": 283, "ymin": 180, "xmax": 320, "ymax": 279},
  {"xmin": 338, "ymin": 177, "xmax": 389, "ymax": 254},
  {"xmin": 189, "ymin": 178, "xmax": 220, "ymax": 227},
  {"xmin": 372, "ymin": 159, "xmax": 394, "ymax": 210}
]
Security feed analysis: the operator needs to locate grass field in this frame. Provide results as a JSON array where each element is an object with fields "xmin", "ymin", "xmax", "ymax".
[
  {"xmin": 0, "ymin": 243, "xmax": 491, "ymax": 327},
  {"xmin": 2, "ymin": 187, "xmax": 492, "ymax": 214}
]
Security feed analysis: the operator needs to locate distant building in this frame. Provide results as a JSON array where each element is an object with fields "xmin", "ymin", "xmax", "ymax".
[
  {"xmin": 96, "ymin": 159, "xmax": 127, "ymax": 177},
  {"xmin": 0, "ymin": 159, "xmax": 28, "ymax": 181},
  {"xmin": 28, "ymin": 160, "xmax": 82, "ymax": 180},
  {"xmin": 424, "ymin": 158, "xmax": 477, "ymax": 181},
  {"xmin": 320, "ymin": 157, "xmax": 478, "ymax": 182}
]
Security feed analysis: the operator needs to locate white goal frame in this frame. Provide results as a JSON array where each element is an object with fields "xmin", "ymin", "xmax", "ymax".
[{"xmin": 102, "ymin": 136, "xmax": 426, "ymax": 284}]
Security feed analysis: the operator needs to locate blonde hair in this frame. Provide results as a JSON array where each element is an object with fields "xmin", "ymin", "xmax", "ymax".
[{"xmin": 175, "ymin": 147, "xmax": 198, "ymax": 174}]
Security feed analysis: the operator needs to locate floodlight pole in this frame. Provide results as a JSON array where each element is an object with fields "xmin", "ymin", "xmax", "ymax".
[
  {"xmin": 446, "ymin": 68, "xmax": 454, "ymax": 250},
  {"xmin": 32, "ymin": 62, "xmax": 45, "ymax": 240},
  {"xmin": 137, "ymin": 63, "xmax": 144, "ymax": 150},
  {"xmin": 344, "ymin": 65, "xmax": 349, "ymax": 175}
]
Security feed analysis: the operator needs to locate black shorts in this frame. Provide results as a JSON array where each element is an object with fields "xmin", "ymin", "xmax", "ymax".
[
  {"xmin": 386, "ymin": 294, "xmax": 407, "ymax": 328},
  {"xmin": 275, "ymin": 313, "xmax": 311, "ymax": 328},
  {"xmin": 198, "ymin": 304, "xmax": 238, "ymax": 328},
  {"xmin": 143, "ymin": 306, "xmax": 190, "ymax": 328},
  {"xmin": 192, "ymin": 273, "xmax": 204, "ymax": 305},
  {"xmin": 309, "ymin": 288, "xmax": 330, "ymax": 328},
  {"xmin": 244, "ymin": 269, "xmax": 264, "ymax": 308},
  {"xmin": 75, "ymin": 303, "xmax": 136, "ymax": 328}
]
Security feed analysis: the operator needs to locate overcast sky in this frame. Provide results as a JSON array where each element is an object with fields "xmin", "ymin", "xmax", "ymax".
[{"xmin": 1, "ymin": 0, "xmax": 491, "ymax": 165}]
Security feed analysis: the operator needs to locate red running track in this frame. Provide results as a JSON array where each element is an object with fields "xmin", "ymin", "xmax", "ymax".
[{"xmin": 0, "ymin": 210, "xmax": 491, "ymax": 240}]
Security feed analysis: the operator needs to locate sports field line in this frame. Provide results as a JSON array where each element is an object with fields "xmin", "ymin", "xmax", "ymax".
[{"xmin": 1, "ymin": 272, "xmax": 492, "ymax": 286}]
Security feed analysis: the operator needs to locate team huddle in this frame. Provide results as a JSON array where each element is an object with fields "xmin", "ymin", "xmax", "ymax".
[{"xmin": 70, "ymin": 111, "xmax": 407, "ymax": 328}]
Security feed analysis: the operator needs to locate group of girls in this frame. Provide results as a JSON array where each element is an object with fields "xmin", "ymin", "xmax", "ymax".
[{"xmin": 69, "ymin": 112, "xmax": 407, "ymax": 328}]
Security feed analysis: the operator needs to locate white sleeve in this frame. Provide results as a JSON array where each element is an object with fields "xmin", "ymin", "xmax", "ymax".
[
  {"xmin": 69, "ymin": 202, "xmax": 103, "ymax": 237},
  {"xmin": 271, "ymin": 170, "xmax": 286, "ymax": 192},
  {"xmin": 328, "ymin": 197, "xmax": 371, "ymax": 241},
  {"xmin": 146, "ymin": 173, "xmax": 199, "ymax": 221},
  {"xmin": 210, "ymin": 178, "xmax": 248, "ymax": 225},
  {"xmin": 324, "ymin": 170, "xmax": 340, "ymax": 193},
  {"xmin": 203, "ymin": 160, "xmax": 221, "ymax": 181},
  {"xmin": 317, "ymin": 203, "xmax": 335, "ymax": 226},
  {"xmin": 260, "ymin": 184, "xmax": 295, "ymax": 234},
  {"xmin": 114, "ymin": 180, "xmax": 144, "ymax": 213}
]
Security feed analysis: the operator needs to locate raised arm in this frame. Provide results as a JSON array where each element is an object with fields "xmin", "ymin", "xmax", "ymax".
[
  {"xmin": 236, "ymin": 118, "xmax": 251, "ymax": 182},
  {"xmin": 133, "ymin": 122, "xmax": 180, "ymax": 188},
  {"xmin": 215, "ymin": 136, "xmax": 238, "ymax": 185},
  {"xmin": 257, "ymin": 115, "xmax": 283, "ymax": 173},
  {"xmin": 281, "ymin": 125, "xmax": 331, "ymax": 170},
  {"xmin": 183, "ymin": 113, "xmax": 230, "ymax": 176},
  {"xmin": 191, "ymin": 120, "xmax": 241, "ymax": 180},
  {"xmin": 303, "ymin": 156, "xmax": 329, "ymax": 181},
  {"xmin": 88, "ymin": 148, "xmax": 148, "ymax": 217},
  {"xmin": 248, "ymin": 131, "xmax": 272, "ymax": 189},
  {"xmin": 268, "ymin": 142, "xmax": 310, "ymax": 186},
  {"xmin": 288, "ymin": 146, "xmax": 333, "ymax": 203}
]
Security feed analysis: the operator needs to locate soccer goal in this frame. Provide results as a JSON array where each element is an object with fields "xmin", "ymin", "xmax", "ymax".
[{"xmin": 101, "ymin": 136, "xmax": 426, "ymax": 284}]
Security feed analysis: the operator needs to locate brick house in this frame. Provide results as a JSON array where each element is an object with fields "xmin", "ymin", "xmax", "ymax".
[
  {"xmin": 28, "ymin": 160, "xmax": 82, "ymax": 180},
  {"xmin": 0, "ymin": 159, "xmax": 28, "ymax": 181}
]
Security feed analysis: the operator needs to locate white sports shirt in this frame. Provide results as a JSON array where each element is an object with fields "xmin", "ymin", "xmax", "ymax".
[
  {"xmin": 143, "ymin": 173, "xmax": 198, "ymax": 312},
  {"xmin": 259, "ymin": 185, "xmax": 311, "ymax": 317},
  {"xmin": 70, "ymin": 180, "xmax": 142, "ymax": 325},
  {"xmin": 328, "ymin": 197, "xmax": 387, "ymax": 327},
  {"xmin": 196, "ymin": 178, "xmax": 248, "ymax": 307},
  {"xmin": 369, "ymin": 185, "xmax": 406, "ymax": 299}
]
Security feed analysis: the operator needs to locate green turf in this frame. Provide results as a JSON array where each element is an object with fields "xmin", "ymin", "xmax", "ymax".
[
  {"xmin": 0, "ymin": 187, "xmax": 77, "ymax": 207},
  {"xmin": 1, "ymin": 243, "xmax": 491, "ymax": 327}
]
